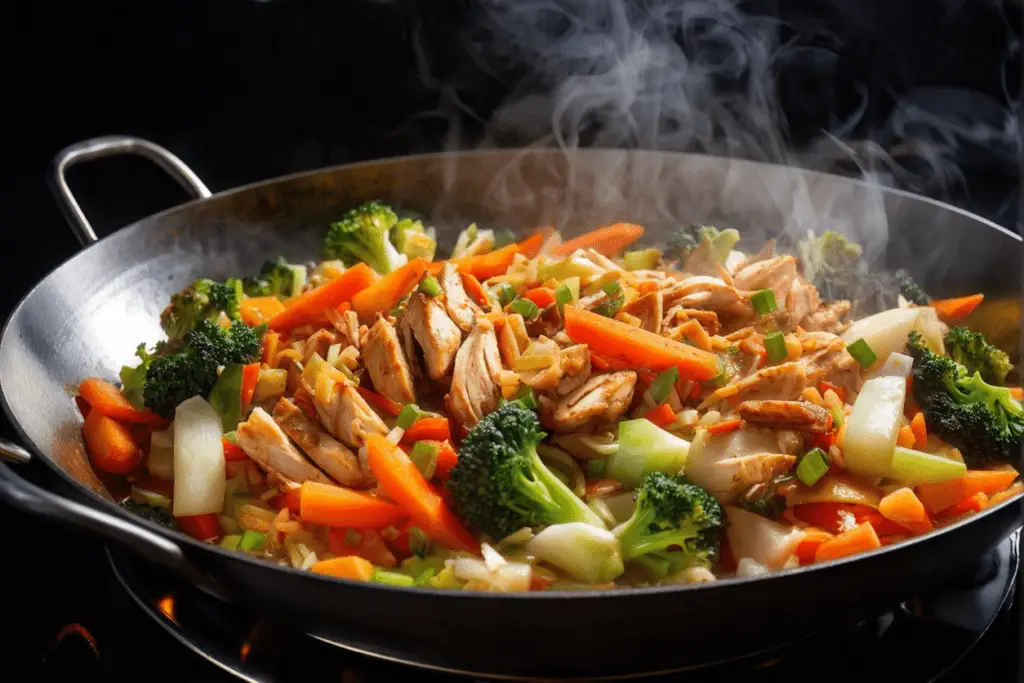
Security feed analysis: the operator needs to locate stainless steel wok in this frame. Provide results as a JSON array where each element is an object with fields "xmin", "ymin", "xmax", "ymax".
[{"xmin": 0, "ymin": 135, "xmax": 1020, "ymax": 679}]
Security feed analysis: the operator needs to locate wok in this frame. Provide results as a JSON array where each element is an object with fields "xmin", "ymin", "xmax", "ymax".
[{"xmin": 0, "ymin": 135, "xmax": 1020, "ymax": 679}]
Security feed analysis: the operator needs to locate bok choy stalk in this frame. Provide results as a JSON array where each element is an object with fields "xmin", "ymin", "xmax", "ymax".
[
  {"xmin": 526, "ymin": 522, "xmax": 625, "ymax": 584},
  {"xmin": 173, "ymin": 396, "xmax": 226, "ymax": 517},
  {"xmin": 606, "ymin": 419, "xmax": 690, "ymax": 488}
]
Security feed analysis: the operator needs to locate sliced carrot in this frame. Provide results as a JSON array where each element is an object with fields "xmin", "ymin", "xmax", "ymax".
[
  {"xmin": 878, "ymin": 487, "xmax": 933, "ymax": 535},
  {"xmin": 366, "ymin": 434, "xmax": 479, "ymax": 554},
  {"xmin": 240, "ymin": 363, "xmax": 260, "ymax": 412},
  {"xmin": 793, "ymin": 503, "xmax": 909, "ymax": 537},
  {"xmin": 563, "ymin": 305, "xmax": 719, "ymax": 381},
  {"xmin": 637, "ymin": 281, "xmax": 659, "ymax": 295},
  {"xmin": 222, "ymin": 438, "xmax": 249, "ymax": 462},
  {"xmin": 704, "ymin": 418, "xmax": 743, "ymax": 436},
  {"xmin": 522, "ymin": 287, "xmax": 557, "ymax": 310},
  {"xmin": 817, "ymin": 381, "xmax": 846, "ymax": 403},
  {"xmin": 591, "ymin": 354, "xmax": 611, "ymax": 371},
  {"xmin": 644, "ymin": 403, "xmax": 676, "ymax": 428},
  {"xmin": 585, "ymin": 478, "xmax": 623, "ymax": 499},
  {"xmin": 402, "ymin": 417, "xmax": 451, "ymax": 444},
  {"xmin": 813, "ymin": 522, "xmax": 881, "ymax": 563},
  {"xmin": 1010, "ymin": 387, "xmax": 1023, "ymax": 401},
  {"xmin": 269, "ymin": 263, "xmax": 376, "ymax": 332},
  {"xmin": 916, "ymin": 468, "xmax": 1020, "ymax": 515},
  {"xmin": 350, "ymin": 258, "xmax": 428, "ymax": 319},
  {"xmin": 988, "ymin": 481, "xmax": 1024, "ymax": 506},
  {"xmin": 429, "ymin": 233, "xmax": 546, "ymax": 281},
  {"xmin": 261, "ymin": 332, "xmax": 281, "ymax": 367},
  {"xmin": 355, "ymin": 386, "xmax": 403, "ymax": 418},
  {"xmin": 879, "ymin": 535, "xmax": 910, "ymax": 547},
  {"xmin": 311, "ymin": 555, "xmax": 375, "ymax": 581},
  {"xmin": 176, "ymin": 513, "xmax": 222, "ymax": 541},
  {"xmin": 909, "ymin": 412, "xmax": 928, "ymax": 450},
  {"xmin": 795, "ymin": 528, "xmax": 834, "ymax": 565},
  {"xmin": 930, "ymin": 293, "xmax": 984, "ymax": 323},
  {"xmin": 936, "ymin": 492, "xmax": 988, "ymax": 520},
  {"xmin": 328, "ymin": 527, "xmax": 398, "ymax": 568},
  {"xmin": 896, "ymin": 425, "xmax": 916, "ymax": 448},
  {"xmin": 434, "ymin": 441, "xmax": 459, "ymax": 481},
  {"xmin": 75, "ymin": 395, "xmax": 92, "ymax": 419},
  {"xmin": 550, "ymin": 223, "xmax": 645, "ymax": 257},
  {"xmin": 82, "ymin": 410, "xmax": 144, "ymax": 475},
  {"xmin": 240, "ymin": 296, "xmax": 286, "ymax": 327},
  {"xmin": 299, "ymin": 481, "xmax": 407, "ymax": 529},
  {"xmin": 516, "ymin": 231, "xmax": 546, "ymax": 259},
  {"xmin": 460, "ymin": 272, "xmax": 491, "ymax": 307},
  {"xmin": 269, "ymin": 485, "xmax": 302, "ymax": 515},
  {"xmin": 78, "ymin": 377, "xmax": 168, "ymax": 427}
]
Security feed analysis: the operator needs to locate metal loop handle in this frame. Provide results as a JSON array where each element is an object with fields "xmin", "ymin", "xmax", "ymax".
[
  {"xmin": 49, "ymin": 135, "xmax": 212, "ymax": 247},
  {"xmin": 0, "ymin": 436, "xmax": 228, "ymax": 600}
]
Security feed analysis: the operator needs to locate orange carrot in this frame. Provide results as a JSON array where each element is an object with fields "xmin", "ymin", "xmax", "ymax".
[
  {"xmin": 176, "ymin": 513, "xmax": 222, "ymax": 541},
  {"xmin": 240, "ymin": 296, "xmax": 286, "ymax": 327},
  {"xmin": 261, "ymin": 332, "xmax": 281, "ymax": 367},
  {"xmin": 795, "ymin": 528, "xmax": 834, "ymax": 565},
  {"xmin": 355, "ymin": 386, "xmax": 403, "ymax": 418},
  {"xmin": 878, "ymin": 487, "xmax": 933, "ymax": 535},
  {"xmin": 585, "ymin": 479, "xmax": 623, "ymax": 499},
  {"xmin": 936, "ymin": 492, "xmax": 988, "ymax": 520},
  {"xmin": 817, "ymin": 381, "xmax": 846, "ymax": 403},
  {"xmin": 563, "ymin": 305, "xmax": 720, "ymax": 381},
  {"xmin": 460, "ymin": 272, "xmax": 491, "ymax": 307},
  {"xmin": 879, "ymin": 535, "xmax": 910, "ymax": 547},
  {"xmin": 916, "ymin": 468, "xmax": 1020, "ymax": 515},
  {"xmin": 402, "ymin": 417, "xmax": 451, "ymax": 444},
  {"xmin": 328, "ymin": 527, "xmax": 398, "ymax": 568},
  {"xmin": 896, "ymin": 425, "xmax": 916, "ymax": 448},
  {"xmin": 1010, "ymin": 387, "xmax": 1023, "ymax": 401},
  {"xmin": 269, "ymin": 485, "xmax": 302, "ymax": 515},
  {"xmin": 637, "ymin": 281, "xmax": 659, "ymax": 295},
  {"xmin": 931, "ymin": 293, "xmax": 984, "ymax": 323},
  {"xmin": 299, "ymin": 481, "xmax": 407, "ymax": 529},
  {"xmin": 516, "ymin": 231, "xmax": 546, "ymax": 258},
  {"xmin": 813, "ymin": 522, "xmax": 881, "ymax": 563},
  {"xmin": 909, "ymin": 412, "xmax": 928, "ymax": 449},
  {"xmin": 82, "ymin": 410, "xmax": 144, "ymax": 475},
  {"xmin": 644, "ymin": 403, "xmax": 677, "ymax": 427},
  {"xmin": 240, "ymin": 363, "xmax": 260, "ymax": 412},
  {"xmin": 523, "ymin": 287, "xmax": 557, "ymax": 310},
  {"xmin": 434, "ymin": 441, "xmax": 459, "ymax": 481},
  {"xmin": 429, "ymin": 233, "xmax": 546, "ymax": 281},
  {"xmin": 350, "ymin": 258, "xmax": 428, "ymax": 319},
  {"xmin": 78, "ymin": 377, "xmax": 168, "ymax": 427},
  {"xmin": 311, "ymin": 555, "xmax": 375, "ymax": 581},
  {"xmin": 988, "ymin": 481, "xmax": 1024, "ymax": 507},
  {"xmin": 704, "ymin": 417, "xmax": 743, "ymax": 436},
  {"xmin": 366, "ymin": 434, "xmax": 479, "ymax": 554},
  {"xmin": 591, "ymin": 354, "xmax": 612, "ymax": 371},
  {"xmin": 550, "ymin": 223, "xmax": 645, "ymax": 257},
  {"xmin": 269, "ymin": 263, "xmax": 376, "ymax": 332},
  {"xmin": 222, "ymin": 438, "xmax": 249, "ymax": 462},
  {"xmin": 75, "ymin": 395, "xmax": 92, "ymax": 419}
]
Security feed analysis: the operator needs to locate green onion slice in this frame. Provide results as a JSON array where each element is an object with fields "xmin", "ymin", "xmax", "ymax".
[
  {"xmin": 647, "ymin": 367, "xmax": 680, "ymax": 405},
  {"xmin": 846, "ymin": 338, "xmax": 878, "ymax": 369},
  {"xmin": 418, "ymin": 276, "xmax": 442, "ymax": 297},
  {"xmin": 764, "ymin": 330, "xmax": 788, "ymax": 363},
  {"xmin": 510, "ymin": 298, "xmax": 540, "ymax": 320},
  {"xmin": 396, "ymin": 404, "xmax": 423, "ymax": 430},
  {"xmin": 751, "ymin": 288, "xmax": 778, "ymax": 315},
  {"xmin": 796, "ymin": 447, "xmax": 831, "ymax": 487}
]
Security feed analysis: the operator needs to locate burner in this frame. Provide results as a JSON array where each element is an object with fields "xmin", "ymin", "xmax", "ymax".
[{"xmin": 107, "ymin": 531, "xmax": 1019, "ymax": 682}]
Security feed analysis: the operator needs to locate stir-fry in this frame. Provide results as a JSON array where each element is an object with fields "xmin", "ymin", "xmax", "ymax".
[{"xmin": 75, "ymin": 202, "xmax": 1023, "ymax": 591}]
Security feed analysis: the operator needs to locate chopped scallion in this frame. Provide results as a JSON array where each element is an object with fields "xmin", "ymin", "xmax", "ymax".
[
  {"xmin": 239, "ymin": 530, "xmax": 266, "ymax": 552},
  {"xmin": 702, "ymin": 365, "xmax": 730, "ymax": 389},
  {"xmin": 830, "ymin": 405, "xmax": 844, "ymax": 428},
  {"xmin": 587, "ymin": 459, "xmax": 607, "ymax": 478},
  {"xmin": 396, "ymin": 404, "xmax": 423, "ymax": 430},
  {"xmin": 602, "ymin": 281, "xmax": 622, "ymax": 297},
  {"xmin": 796, "ymin": 447, "xmax": 831, "ymax": 487},
  {"xmin": 515, "ymin": 385, "xmax": 538, "ymax": 410},
  {"xmin": 409, "ymin": 441, "xmax": 440, "ymax": 480},
  {"xmin": 764, "ymin": 331, "xmax": 788, "ymax": 363},
  {"xmin": 495, "ymin": 283, "xmax": 517, "ymax": 307},
  {"xmin": 219, "ymin": 534, "xmax": 242, "ymax": 551},
  {"xmin": 554, "ymin": 282, "xmax": 575, "ymax": 315},
  {"xmin": 373, "ymin": 569, "xmax": 415, "ymax": 587},
  {"xmin": 510, "ymin": 298, "xmax": 540, "ymax": 320},
  {"xmin": 648, "ymin": 367, "xmax": 680, "ymax": 405},
  {"xmin": 419, "ymin": 276, "xmax": 442, "ymax": 297},
  {"xmin": 846, "ymin": 338, "xmax": 878, "ymax": 369},
  {"xmin": 413, "ymin": 566, "xmax": 437, "ymax": 586},
  {"xmin": 409, "ymin": 526, "xmax": 431, "ymax": 558},
  {"xmin": 751, "ymin": 288, "xmax": 778, "ymax": 315}
]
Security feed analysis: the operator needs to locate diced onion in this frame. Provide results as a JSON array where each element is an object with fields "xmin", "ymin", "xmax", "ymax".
[
  {"xmin": 253, "ymin": 369, "xmax": 288, "ymax": 402},
  {"xmin": 725, "ymin": 506, "xmax": 806, "ymax": 570},
  {"xmin": 867, "ymin": 352, "xmax": 914, "ymax": 380},
  {"xmin": 736, "ymin": 557, "xmax": 769, "ymax": 577},
  {"xmin": 148, "ymin": 427, "xmax": 175, "ymax": 480},
  {"xmin": 842, "ymin": 375, "xmax": 906, "ymax": 479},
  {"xmin": 173, "ymin": 396, "xmax": 227, "ymax": 517},
  {"xmin": 481, "ymin": 543, "xmax": 507, "ymax": 572}
]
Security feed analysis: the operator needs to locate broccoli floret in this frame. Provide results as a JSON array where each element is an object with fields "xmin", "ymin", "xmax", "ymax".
[
  {"xmin": 160, "ymin": 278, "xmax": 243, "ymax": 340},
  {"xmin": 895, "ymin": 269, "xmax": 930, "ymax": 305},
  {"xmin": 143, "ymin": 319, "xmax": 262, "ymax": 418},
  {"xmin": 242, "ymin": 257, "xmax": 303, "ymax": 298},
  {"xmin": 796, "ymin": 231, "xmax": 906, "ymax": 315},
  {"xmin": 663, "ymin": 225, "xmax": 738, "ymax": 264},
  {"xmin": 907, "ymin": 331, "xmax": 1023, "ymax": 467},
  {"xmin": 121, "ymin": 499, "xmax": 179, "ymax": 530},
  {"xmin": 119, "ymin": 344, "xmax": 155, "ymax": 410},
  {"xmin": 322, "ymin": 201, "xmax": 408, "ymax": 274},
  {"xmin": 943, "ymin": 326, "xmax": 1012, "ymax": 386},
  {"xmin": 618, "ymin": 472, "xmax": 724, "ymax": 577},
  {"xmin": 446, "ymin": 402, "xmax": 606, "ymax": 539},
  {"xmin": 391, "ymin": 218, "xmax": 437, "ymax": 261}
]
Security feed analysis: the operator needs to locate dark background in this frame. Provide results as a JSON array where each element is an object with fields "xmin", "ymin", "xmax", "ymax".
[{"xmin": 1, "ymin": 0, "xmax": 1021, "ymax": 679}]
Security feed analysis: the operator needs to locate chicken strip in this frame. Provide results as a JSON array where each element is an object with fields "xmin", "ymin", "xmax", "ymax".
[
  {"xmin": 737, "ymin": 400, "xmax": 831, "ymax": 433},
  {"xmin": 304, "ymin": 379, "xmax": 388, "ymax": 449},
  {"xmin": 539, "ymin": 371, "xmax": 637, "ymax": 433},
  {"xmin": 236, "ymin": 408, "xmax": 331, "ymax": 484},
  {"xmin": 554, "ymin": 344, "xmax": 592, "ymax": 397},
  {"xmin": 664, "ymin": 276, "xmax": 755, "ymax": 327},
  {"xmin": 731, "ymin": 255, "xmax": 798, "ymax": 311},
  {"xmin": 785, "ymin": 276, "xmax": 821, "ymax": 326},
  {"xmin": 272, "ymin": 398, "xmax": 369, "ymax": 487},
  {"xmin": 685, "ymin": 427, "xmax": 797, "ymax": 503},
  {"xmin": 446, "ymin": 319, "xmax": 504, "ymax": 428},
  {"xmin": 301, "ymin": 329, "xmax": 338, "ymax": 364},
  {"xmin": 438, "ymin": 262, "xmax": 481, "ymax": 333},
  {"xmin": 699, "ymin": 361, "xmax": 809, "ymax": 409},
  {"xmin": 620, "ymin": 291, "xmax": 663, "ymax": 334},
  {"xmin": 364, "ymin": 316, "xmax": 416, "ymax": 404},
  {"xmin": 798, "ymin": 331, "xmax": 862, "ymax": 395},
  {"xmin": 800, "ymin": 300, "xmax": 852, "ymax": 335},
  {"xmin": 401, "ymin": 292, "xmax": 462, "ymax": 380}
]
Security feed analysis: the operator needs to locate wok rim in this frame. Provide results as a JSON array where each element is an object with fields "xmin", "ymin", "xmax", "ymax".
[{"xmin": 1, "ymin": 147, "xmax": 1020, "ymax": 602}]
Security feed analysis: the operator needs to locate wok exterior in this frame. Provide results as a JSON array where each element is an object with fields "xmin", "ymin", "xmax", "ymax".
[{"xmin": 1, "ymin": 149, "xmax": 1020, "ymax": 677}]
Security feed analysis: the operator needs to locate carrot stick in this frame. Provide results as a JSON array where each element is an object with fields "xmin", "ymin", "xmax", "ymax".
[
  {"xmin": 240, "ymin": 296, "xmax": 286, "ymax": 327},
  {"xmin": 261, "ymin": 332, "xmax": 281, "ymax": 367},
  {"xmin": 523, "ymin": 287, "xmax": 557, "ymax": 310},
  {"xmin": 240, "ymin": 363, "xmax": 260, "ymax": 412},
  {"xmin": 401, "ymin": 417, "xmax": 452, "ymax": 444},
  {"xmin": 222, "ymin": 437, "xmax": 249, "ymax": 462},
  {"xmin": 356, "ymin": 386, "xmax": 403, "ymax": 418},
  {"xmin": 269, "ymin": 485, "xmax": 303, "ymax": 515},
  {"xmin": 176, "ymin": 513, "xmax": 222, "ymax": 541},
  {"xmin": 563, "ymin": 306, "xmax": 720, "ymax": 381},
  {"xmin": 328, "ymin": 527, "xmax": 398, "ymax": 568},
  {"xmin": 704, "ymin": 417, "xmax": 743, "ymax": 436},
  {"xmin": 931, "ymin": 293, "xmax": 984, "ymax": 323},
  {"xmin": 460, "ymin": 272, "xmax": 491, "ymax": 307},
  {"xmin": 299, "ymin": 481, "xmax": 407, "ymax": 528},
  {"xmin": 644, "ymin": 403, "xmax": 677, "ymax": 427},
  {"xmin": 909, "ymin": 412, "xmax": 928, "ymax": 449},
  {"xmin": 915, "ymin": 467, "xmax": 1019, "ymax": 515},
  {"xmin": 366, "ymin": 434, "xmax": 479, "ymax": 554},
  {"xmin": 935, "ymin": 492, "xmax": 988, "ymax": 520},
  {"xmin": 82, "ymin": 410, "xmax": 143, "ymax": 474},
  {"xmin": 269, "ymin": 263, "xmax": 376, "ymax": 332},
  {"xmin": 795, "ymin": 528, "xmax": 834, "ymax": 565},
  {"xmin": 896, "ymin": 425, "xmax": 916, "ymax": 448},
  {"xmin": 311, "ymin": 555, "xmax": 375, "ymax": 581},
  {"xmin": 813, "ymin": 522, "xmax": 881, "ymax": 563},
  {"xmin": 1010, "ymin": 387, "xmax": 1023, "ymax": 401},
  {"xmin": 551, "ymin": 223, "xmax": 645, "ymax": 257},
  {"xmin": 429, "ymin": 234, "xmax": 545, "ymax": 281},
  {"xmin": 516, "ymin": 232, "xmax": 546, "ymax": 258},
  {"xmin": 878, "ymin": 487, "xmax": 932, "ymax": 535},
  {"xmin": 78, "ymin": 378, "xmax": 168, "ymax": 427},
  {"xmin": 988, "ymin": 481, "xmax": 1024, "ymax": 507},
  {"xmin": 434, "ymin": 441, "xmax": 459, "ymax": 481},
  {"xmin": 350, "ymin": 258, "xmax": 428, "ymax": 319}
]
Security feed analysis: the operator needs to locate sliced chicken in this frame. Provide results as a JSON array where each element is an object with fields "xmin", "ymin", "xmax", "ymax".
[
  {"xmin": 664, "ymin": 276, "xmax": 754, "ymax": 326},
  {"xmin": 663, "ymin": 307, "xmax": 721, "ymax": 336},
  {"xmin": 731, "ymin": 255, "xmax": 798, "ymax": 311},
  {"xmin": 554, "ymin": 344, "xmax": 592, "ymax": 397},
  {"xmin": 737, "ymin": 400, "xmax": 831, "ymax": 433},
  {"xmin": 620, "ymin": 291, "xmax": 663, "ymax": 334},
  {"xmin": 438, "ymin": 262, "xmax": 481, "ymax": 332},
  {"xmin": 785, "ymin": 276, "xmax": 821, "ymax": 326},
  {"xmin": 699, "ymin": 361, "xmax": 809, "ymax": 409},
  {"xmin": 328, "ymin": 309, "xmax": 362, "ymax": 350},
  {"xmin": 446, "ymin": 319, "xmax": 503, "ymax": 428},
  {"xmin": 272, "ymin": 398, "xmax": 368, "ymax": 487},
  {"xmin": 401, "ymin": 292, "xmax": 462, "ymax": 380},
  {"xmin": 236, "ymin": 408, "xmax": 331, "ymax": 484},
  {"xmin": 539, "ymin": 371, "xmax": 637, "ymax": 433},
  {"xmin": 301, "ymin": 329, "xmax": 338, "ymax": 364},
  {"xmin": 730, "ymin": 239, "xmax": 777, "ymax": 273},
  {"xmin": 364, "ymin": 316, "xmax": 416, "ymax": 404},
  {"xmin": 797, "ymin": 331, "xmax": 862, "ymax": 394},
  {"xmin": 685, "ymin": 427, "xmax": 797, "ymax": 503},
  {"xmin": 303, "ymin": 379, "xmax": 388, "ymax": 449},
  {"xmin": 800, "ymin": 300, "xmax": 852, "ymax": 335}
]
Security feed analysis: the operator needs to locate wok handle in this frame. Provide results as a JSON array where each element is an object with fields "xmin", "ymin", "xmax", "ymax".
[
  {"xmin": 49, "ymin": 135, "xmax": 212, "ymax": 247},
  {"xmin": 0, "ymin": 437, "xmax": 229, "ymax": 601}
]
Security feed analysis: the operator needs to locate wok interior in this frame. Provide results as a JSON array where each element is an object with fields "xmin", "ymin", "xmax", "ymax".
[{"xmin": 1, "ymin": 149, "xmax": 1019, "ymax": 500}]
